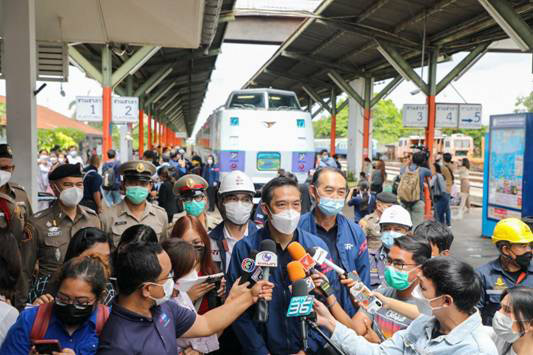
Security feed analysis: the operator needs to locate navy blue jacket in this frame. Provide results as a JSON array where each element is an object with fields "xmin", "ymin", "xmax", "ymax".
[
  {"xmin": 202, "ymin": 164, "xmax": 220, "ymax": 187},
  {"xmin": 226, "ymin": 226, "xmax": 338, "ymax": 355},
  {"xmin": 209, "ymin": 221, "xmax": 258, "ymax": 274},
  {"xmin": 298, "ymin": 210, "xmax": 371, "ymax": 316}
]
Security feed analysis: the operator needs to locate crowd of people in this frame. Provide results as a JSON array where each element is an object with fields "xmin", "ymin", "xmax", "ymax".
[{"xmin": 0, "ymin": 141, "xmax": 529, "ymax": 355}]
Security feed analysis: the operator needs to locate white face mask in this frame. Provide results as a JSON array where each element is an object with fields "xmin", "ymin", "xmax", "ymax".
[
  {"xmin": 411, "ymin": 284, "xmax": 446, "ymax": 317},
  {"xmin": 176, "ymin": 268, "xmax": 199, "ymax": 293},
  {"xmin": 492, "ymin": 311, "xmax": 522, "ymax": 343},
  {"xmin": 268, "ymin": 207, "xmax": 300, "ymax": 235},
  {"xmin": 225, "ymin": 201, "xmax": 253, "ymax": 225},
  {"xmin": 0, "ymin": 170, "xmax": 11, "ymax": 187},
  {"xmin": 59, "ymin": 187, "xmax": 83, "ymax": 207},
  {"xmin": 207, "ymin": 159, "xmax": 214, "ymax": 165},
  {"xmin": 147, "ymin": 277, "xmax": 174, "ymax": 306}
]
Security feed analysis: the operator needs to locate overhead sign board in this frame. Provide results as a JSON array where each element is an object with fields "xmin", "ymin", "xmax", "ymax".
[
  {"xmin": 436, "ymin": 103, "xmax": 459, "ymax": 128},
  {"xmin": 458, "ymin": 103, "xmax": 482, "ymax": 129},
  {"xmin": 75, "ymin": 96, "xmax": 139, "ymax": 123},
  {"xmin": 402, "ymin": 104, "xmax": 427, "ymax": 128},
  {"xmin": 76, "ymin": 96, "xmax": 102, "ymax": 122}
]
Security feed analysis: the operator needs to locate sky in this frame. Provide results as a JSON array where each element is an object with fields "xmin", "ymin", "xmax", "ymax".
[{"xmin": 0, "ymin": 43, "xmax": 531, "ymax": 138}]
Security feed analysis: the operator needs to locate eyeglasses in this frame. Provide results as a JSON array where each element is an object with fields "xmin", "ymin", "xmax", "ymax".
[
  {"xmin": 183, "ymin": 195, "xmax": 205, "ymax": 202},
  {"xmin": 385, "ymin": 258, "xmax": 418, "ymax": 271},
  {"xmin": 55, "ymin": 292, "xmax": 96, "ymax": 309}
]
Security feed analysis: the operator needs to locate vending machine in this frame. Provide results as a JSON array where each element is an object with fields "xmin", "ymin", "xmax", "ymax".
[{"xmin": 482, "ymin": 113, "xmax": 533, "ymax": 237}]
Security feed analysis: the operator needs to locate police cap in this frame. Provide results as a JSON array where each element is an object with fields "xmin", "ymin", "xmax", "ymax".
[
  {"xmin": 376, "ymin": 192, "xmax": 398, "ymax": 204},
  {"xmin": 119, "ymin": 160, "xmax": 156, "ymax": 182},
  {"xmin": 174, "ymin": 174, "xmax": 208, "ymax": 197},
  {"xmin": 48, "ymin": 163, "xmax": 83, "ymax": 181}
]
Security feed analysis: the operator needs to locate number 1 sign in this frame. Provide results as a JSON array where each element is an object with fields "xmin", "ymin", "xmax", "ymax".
[{"xmin": 75, "ymin": 96, "xmax": 139, "ymax": 123}]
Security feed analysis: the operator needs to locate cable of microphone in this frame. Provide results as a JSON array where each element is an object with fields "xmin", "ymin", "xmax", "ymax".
[
  {"xmin": 239, "ymin": 250, "xmax": 259, "ymax": 287},
  {"xmin": 287, "ymin": 278, "xmax": 314, "ymax": 351},
  {"xmin": 254, "ymin": 239, "xmax": 277, "ymax": 323},
  {"xmin": 307, "ymin": 246, "xmax": 346, "ymax": 276}
]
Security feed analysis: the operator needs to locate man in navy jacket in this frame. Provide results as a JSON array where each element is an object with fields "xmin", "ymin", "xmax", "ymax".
[
  {"xmin": 299, "ymin": 167, "xmax": 371, "ymax": 317},
  {"xmin": 227, "ymin": 176, "xmax": 338, "ymax": 355}
]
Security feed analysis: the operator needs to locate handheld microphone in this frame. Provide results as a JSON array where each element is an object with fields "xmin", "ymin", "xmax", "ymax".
[
  {"xmin": 254, "ymin": 239, "xmax": 277, "ymax": 323},
  {"xmin": 287, "ymin": 278, "xmax": 314, "ymax": 351},
  {"xmin": 307, "ymin": 246, "xmax": 346, "ymax": 276},
  {"xmin": 288, "ymin": 241, "xmax": 316, "ymax": 273},
  {"xmin": 287, "ymin": 261, "xmax": 315, "ymax": 293},
  {"xmin": 239, "ymin": 250, "xmax": 261, "ymax": 287}
]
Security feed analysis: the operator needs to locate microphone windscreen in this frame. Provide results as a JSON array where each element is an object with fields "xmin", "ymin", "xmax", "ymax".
[
  {"xmin": 292, "ymin": 279, "xmax": 309, "ymax": 297},
  {"xmin": 287, "ymin": 241, "xmax": 307, "ymax": 261},
  {"xmin": 287, "ymin": 261, "xmax": 307, "ymax": 283},
  {"xmin": 259, "ymin": 239, "xmax": 276, "ymax": 253}
]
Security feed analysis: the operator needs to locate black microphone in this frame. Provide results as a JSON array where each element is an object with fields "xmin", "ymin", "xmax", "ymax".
[
  {"xmin": 254, "ymin": 239, "xmax": 277, "ymax": 323},
  {"xmin": 288, "ymin": 278, "xmax": 314, "ymax": 351},
  {"xmin": 239, "ymin": 250, "xmax": 259, "ymax": 287}
]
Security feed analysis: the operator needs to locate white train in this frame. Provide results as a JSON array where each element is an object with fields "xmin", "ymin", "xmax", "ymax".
[{"xmin": 196, "ymin": 88, "xmax": 315, "ymax": 198}]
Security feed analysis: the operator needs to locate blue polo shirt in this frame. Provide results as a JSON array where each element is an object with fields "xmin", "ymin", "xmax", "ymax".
[
  {"xmin": 96, "ymin": 301, "xmax": 196, "ymax": 355},
  {"xmin": 0, "ymin": 305, "xmax": 103, "ymax": 355}
]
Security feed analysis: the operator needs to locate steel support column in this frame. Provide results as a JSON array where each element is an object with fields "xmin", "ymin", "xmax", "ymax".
[
  {"xmin": 330, "ymin": 88, "xmax": 337, "ymax": 155},
  {"xmin": 426, "ymin": 49, "xmax": 438, "ymax": 156},
  {"xmin": 302, "ymin": 86, "xmax": 332, "ymax": 114},
  {"xmin": 327, "ymin": 71, "xmax": 364, "ymax": 107},
  {"xmin": 111, "ymin": 46, "xmax": 161, "ymax": 87},
  {"xmin": 363, "ymin": 78, "xmax": 372, "ymax": 159},
  {"xmin": 102, "ymin": 46, "xmax": 113, "ymax": 160},
  {"xmin": 138, "ymin": 99, "xmax": 144, "ymax": 157}
]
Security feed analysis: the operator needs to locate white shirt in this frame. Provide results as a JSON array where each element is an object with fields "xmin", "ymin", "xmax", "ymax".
[
  {"xmin": 0, "ymin": 301, "xmax": 18, "ymax": 346},
  {"xmin": 210, "ymin": 224, "xmax": 249, "ymax": 273}
]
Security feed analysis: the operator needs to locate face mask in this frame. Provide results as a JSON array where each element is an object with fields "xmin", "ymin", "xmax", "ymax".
[
  {"xmin": 50, "ymin": 157, "xmax": 58, "ymax": 164},
  {"xmin": 411, "ymin": 284, "xmax": 446, "ymax": 317},
  {"xmin": 384, "ymin": 266, "xmax": 416, "ymax": 291},
  {"xmin": 70, "ymin": 151, "xmax": 77, "ymax": 157},
  {"xmin": 512, "ymin": 251, "xmax": 532, "ymax": 270},
  {"xmin": 184, "ymin": 200, "xmax": 206, "ymax": 217},
  {"xmin": 40, "ymin": 155, "xmax": 49, "ymax": 161},
  {"xmin": 492, "ymin": 310, "xmax": 522, "ymax": 343},
  {"xmin": 176, "ymin": 268, "xmax": 199, "ymax": 292},
  {"xmin": 381, "ymin": 231, "xmax": 404, "ymax": 249},
  {"xmin": 59, "ymin": 187, "xmax": 83, "ymax": 207},
  {"xmin": 58, "ymin": 158, "xmax": 65, "ymax": 164},
  {"xmin": 147, "ymin": 277, "xmax": 174, "ymax": 306},
  {"xmin": 321, "ymin": 155, "xmax": 328, "ymax": 161},
  {"xmin": 269, "ymin": 208, "xmax": 300, "ymax": 235},
  {"xmin": 126, "ymin": 186, "xmax": 149, "ymax": 205},
  {"xmin": 207, "ymin": 159, "xmax": 214, "ymax": 165},
  {"xmin": 317, "ymin": 196, "xmax": 345, "ymax": 216},
  {"xmin": 0, "ymin": 170, "xmax": 11, "ymax": 187},
  {"xmin": 225, "ymin": 201, "xmax": 253, "ymax": 225},
  {"xmin": 54, "ymin": 302, "xmax": 94, "ymax": 326}
]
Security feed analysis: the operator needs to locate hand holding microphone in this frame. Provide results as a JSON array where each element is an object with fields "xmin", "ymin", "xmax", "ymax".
[{"xmin": 254, "ymin": 239, "xmax": 278, "ymax": 323}]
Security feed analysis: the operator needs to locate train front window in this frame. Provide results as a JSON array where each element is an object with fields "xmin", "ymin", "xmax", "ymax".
[
  {"xmin": 229, "ymin": 93, "xmax": 265, "ymax": 109},
  {"xmin": 268, "ymin": 94, "xmax": 300, "ymax": 110}
]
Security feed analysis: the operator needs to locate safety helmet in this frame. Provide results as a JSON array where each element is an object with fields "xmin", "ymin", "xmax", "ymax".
[
  {"xmin": 492, "ymin": 218, "xmax": 533, "ymax": 244},
  {"xmin": 379, "ymin": 205, "xmax": 413, "ymax": 229},
  {"xmin": 218, "ymin": 170, "xmax": 255, "ymax": 195}
]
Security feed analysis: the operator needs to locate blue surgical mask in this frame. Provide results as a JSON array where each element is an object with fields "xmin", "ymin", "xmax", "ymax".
[
  {"xmin": 317, "ymin": 195, "xmax": 344, "ymax": 216},
  {"xmin": 184, "ymin": 200, "xmax": 206, "ymax": 217},
  {"xmin": 381, "ymin": 231, "xmax": 404, "ymax": 249}
]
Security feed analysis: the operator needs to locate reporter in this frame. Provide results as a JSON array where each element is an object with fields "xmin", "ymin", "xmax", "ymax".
[
  {"xmin": 314, "ymin": 257, "xmax": 498, "ymax": 354},
  {"xmin": 1, "ymin": 255, "xmax": 111, "ymax": 355}
]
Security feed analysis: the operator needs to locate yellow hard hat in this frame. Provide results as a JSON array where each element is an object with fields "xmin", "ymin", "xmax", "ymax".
[{"xmin": 492, "ymin": 218, "xmax": 533, "ymax": 244}]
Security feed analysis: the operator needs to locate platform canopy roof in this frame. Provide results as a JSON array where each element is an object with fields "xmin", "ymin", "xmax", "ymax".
[{"xmin": 244, "ymin": 0, "xmax": 533, "ymax": 106}]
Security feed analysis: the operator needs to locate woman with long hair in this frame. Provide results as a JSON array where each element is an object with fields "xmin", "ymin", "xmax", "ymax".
[
  {"xmin": 170, "ymin": 216, "xmax": 221, "ymax": 315},
  {"xmin": 458, "ymin": 157, "xmax": 471, "ymax": 213}
]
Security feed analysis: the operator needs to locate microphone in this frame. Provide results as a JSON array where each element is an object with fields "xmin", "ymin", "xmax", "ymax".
[
  {"xmin": 287, "ymin": 261, "xmax": 315, "ymax": 293},
  {"xmin": 288, "ymin": 241, "xmax": 316, "ymax": 273},
  {"xmin": 254, "ymin": 239, "xmax": 277, "ymax": 323},
  {"xmin": 286, "ymin": 278, "xmax": 314, "ymax": 351},
  {"xmin": 239, "ymin": 250, "xmax": 261, "ymax": 287},
  {"xmin": 307, "ymin": 246, "xmax": 346, "ymax": 276}
]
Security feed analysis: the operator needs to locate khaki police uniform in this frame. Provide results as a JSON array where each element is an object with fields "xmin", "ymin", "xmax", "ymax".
[
  {"xmin": 101, "ymin": 160, "xmax": 168, "ymax": 246},
  {"xmin": 25, "ymin": 202, "xmax": 101, "ymax": 301},
  {"xmin": 172, "ymin": 174, "xmax": 215, "ymax": 232}
]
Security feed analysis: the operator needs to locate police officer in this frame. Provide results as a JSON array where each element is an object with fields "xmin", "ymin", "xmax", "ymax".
[
  {"xmin": 359, "ymin": 191, "xmax": 398, "ymax": 289},
  {"xmin": 26, "ymin": 163, "xmax": 101, "ymax": 302},
  {"xmin": 101, "ymin": 160, "xmax": 168, "ymax": 246},
  {"xmin": 0, "ymin": 144, "xmax": 33, "ymax": 307},
  {"xmin": 209, "ymin": 170, "xmax": 257, "ymax": 274},
  {"xmin": 173, "ymin": 174, "xmax": 217, "ymax": 231},
  {"xmin": 476, "ymin": 218, "xmax": 533, "ymax": 325}
]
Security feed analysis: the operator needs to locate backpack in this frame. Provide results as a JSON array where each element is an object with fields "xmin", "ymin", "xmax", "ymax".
[
  {"xmin": 102, "ymin": 167, "xmax": 116, "ymax": 191},
  {"xmin": 432, "ymin": 174, "xmax": 443, "ymax": 199},
  {"xmin": 397, "ymin": 168, "xmax": 421, "ymax": 204},
  {"xmin": 30, "ymin": 303, "xmax": 109, "ymax": 341}
]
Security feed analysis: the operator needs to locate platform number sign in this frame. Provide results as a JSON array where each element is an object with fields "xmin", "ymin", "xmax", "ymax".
[
  {"xmin": 112, "ymin": 97, "xmax": 138, "ymax": 123},
  {"xmin": 230, "ymin": 117, "xmax": 239, "ymax": 126},
  {"xmin": 459, "ymin": 104, "xmax": 482, "ymax": 129},
  {"xmin": 436, "ymin": 104, "xmax": 459, "ymax": 128},
  {"xmin": 296, "ymin": 119, "xmax": 305, "ymax": 128},
  {"xmin": 75, "ymin": 96, "xmax": 138, "ymax": 123},
  {"xmin": 402, "ymin": 104, "xmax": 428, "ymax": 128},
  {"xmin": 286, "ymin": 296, "xmax": 315, "ymax": 317}
]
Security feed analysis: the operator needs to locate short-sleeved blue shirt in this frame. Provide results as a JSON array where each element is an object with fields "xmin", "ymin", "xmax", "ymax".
[
  {"xmin": 96, "ymin": 301, "xmax": 196, "ymax": 355},
  {"xmin": 0, "ymin": 305, "xmax": 103, "ymax": 355}
]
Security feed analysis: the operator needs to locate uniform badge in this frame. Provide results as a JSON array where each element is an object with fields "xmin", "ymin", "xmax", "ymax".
[
  {"xmin": 47, "ymin": 226, "xmax": 61, "ymax": 237},
  {"xmin": 114, "ymin": 221, "xmax": 128, "ymax": 226},
  {"xmin": 46, "ymin": 221, "xmax": 52, "ymax": 228},
  {"xmin": 345, "ymin": 243, "xmax": 354, "ymax": 250},
  {"xmin": 136, "ymin": 163, "xmax": 145, "ymax": 173},
  {"xmin": 494, "ymin": 277, "xmax": 507, "ymax": 290},
  {"xmin": 55, "ymin": 248, "xmax": 61, "ymax": 262},
  {"xmin": 23, "ymin": 223, "xmax": 33, "ymax": 241},
  {"xmin": 186, "ymin": 178, "xmax": 195, "ymax": 188}
]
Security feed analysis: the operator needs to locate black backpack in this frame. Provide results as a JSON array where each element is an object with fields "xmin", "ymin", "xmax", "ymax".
[{"xmin": 102, "ymin": 166, "xmax": 116, "ymax": 191}]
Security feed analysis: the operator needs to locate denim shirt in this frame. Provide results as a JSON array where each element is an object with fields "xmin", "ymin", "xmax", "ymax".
[{"xmin": 330, "ymin": 310, "xmax": 498, "ymax": 355}]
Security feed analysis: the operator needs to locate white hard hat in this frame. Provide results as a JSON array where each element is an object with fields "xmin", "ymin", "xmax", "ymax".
[
  {"xmin": 218, "ymin": 170, "xmax": 255, "ymax": 195},
  {"xmin": 379, "ymin": 205, "xmax": 413, "ymax": 228}
]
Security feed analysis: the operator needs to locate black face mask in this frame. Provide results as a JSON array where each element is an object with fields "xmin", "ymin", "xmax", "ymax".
[
  {"xmin": 54, "ymin": 302, "xmax": 94, "ymax": 326},
  {"xmin": 194, "ymin": 245, "xmax": 205, "ymax": 260},
  {"xmin": 514, "ymin": 251, "xmax": 533, "ymax": 270}
]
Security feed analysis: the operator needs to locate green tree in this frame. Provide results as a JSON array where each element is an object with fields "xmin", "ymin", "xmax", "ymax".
[
  {"xmin": 38, "ymin": 128, "xmax": 86, "ymax": 151},
  {"xmin": 515, "ymin": 91, "xmax": 533, "ymax": 112},
  {"xmin": 312, "ymin": 99, "xmax": 349, "ymax": 138}
]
